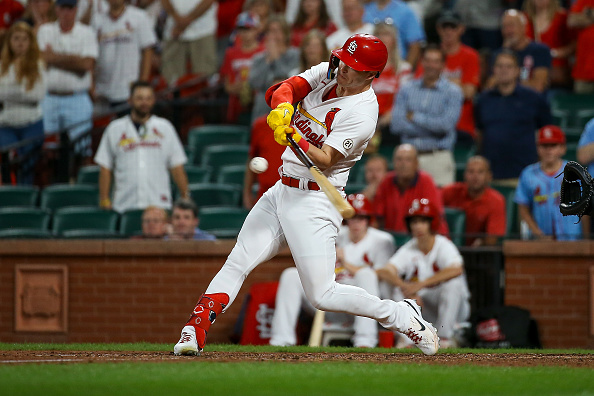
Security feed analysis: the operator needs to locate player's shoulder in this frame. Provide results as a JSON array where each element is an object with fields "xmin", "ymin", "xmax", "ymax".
[
  {"xmin": 125, "ymin": 4, "xmax": 148, "ymax": 18},
  {"xmin": 368, "ymin": 227, "xmax": 395, "ymax": 244},
  {"xmin": 107, "ymin": 116, "xmax": 130, "ymax": 129},
  {"xmin": 435, "ymin": 234, "xmax": 460, "ymax": 251},
  {"xmin": 148, "ymin": 115, "xmax": 176, "ymax": 131}
]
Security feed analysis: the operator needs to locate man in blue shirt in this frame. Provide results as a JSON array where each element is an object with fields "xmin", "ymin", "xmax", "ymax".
[
  {"xmin": 363, "ymin": 0, "xmax": 426, "ymax": 67},
  {"xmin": 475, "ymin": 50, "xmax": 551, "ymax": 182},
  {"xmin": 515, "ymin": 125, "xmax": 583, "ymax": 240},
  {"xmin": 390, "ymin": 44, "xmax": 463, "ymax": 187},
  {"xmin": 167, "ymin": 198, "xmax": 216, "ymax": 241}
]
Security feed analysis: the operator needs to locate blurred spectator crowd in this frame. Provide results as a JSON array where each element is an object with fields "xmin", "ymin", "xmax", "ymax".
[{"xmin": 1, "ymin": 0, "xmax": 594, "ymax": 242}]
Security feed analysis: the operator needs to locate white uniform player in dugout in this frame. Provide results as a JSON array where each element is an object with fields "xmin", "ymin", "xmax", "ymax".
[
  {"xmin": 174, "ymin": 34, "xmax": 440, "ymax": 356},
  {"xmin": 378, "ymin": 198, "xmax": 471, "ymax": 348},
  {"xmin": 269, "ymin": 194, "xmax": 396, "ymax": 348}
]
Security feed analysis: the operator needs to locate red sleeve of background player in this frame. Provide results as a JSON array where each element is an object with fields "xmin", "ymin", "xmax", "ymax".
[
  {"xmin": 264, "ymin": 76, "xmax": 312, "ymax": 109},
  {"xmin": 570, "ymin": 0, "xmax": 586, "ymax": 13},
  {"xmin": 486, "ymin": 190, "xmax": 507, "ymax": 236}
]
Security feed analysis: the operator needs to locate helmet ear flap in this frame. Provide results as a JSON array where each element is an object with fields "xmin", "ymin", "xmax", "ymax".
[{"xmin": 327, "ymin": 54, "xmax": 340, "ymax": 79}]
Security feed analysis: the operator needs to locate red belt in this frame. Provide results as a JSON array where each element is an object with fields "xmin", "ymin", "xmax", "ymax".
[{"xmin": 281, "ymin": 175, "xmax": 320, "ymax": 191}]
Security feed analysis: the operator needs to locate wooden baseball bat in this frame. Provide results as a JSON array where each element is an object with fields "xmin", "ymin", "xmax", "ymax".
[
  {"xmin": 308, "ymin": 309, "xmax": 325, "ymax": 347},
  {"xmin": 287, "ymin": 134, "xmax": 355, "ymax": 219}
]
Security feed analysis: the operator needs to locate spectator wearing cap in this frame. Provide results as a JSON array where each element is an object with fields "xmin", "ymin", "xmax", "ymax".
[
  {"xmin": 37, "ymin": 0, "xmax": 98, "ymax": 166},
  {"xmin": 219, "ymin": 12, "xmax": 263, "ymax": 124},
  {"xmin": 475, "ymin": 50, "xmax": 551, "ymax": 184},
  {"xmin": 326, "ymin": 0, "xmax": 373, "ymax": 50},
  {"xmin": 568, "ymin": 0, "xmax": 594, "ymax": 93},
  {"xmin": 92, "ymin": 0, "xmax": 156, "ymax": 108},
  {"xmin": 488, "ymin": 9, "xmax": 552, "ymax": 93},
  {"xmin": 389, "ymin": 44, "xmax": 463, "ymax": 187},
  {"xmin": 161, "ymin": 0, "xmax": 218, "ymax": 84},
  {"xmin": 515, "ymin": 125, "xmax": 583, "ymax": 240},
  {"xmin": 414, "ymin": 10, "xmax": 480, "ymax": 147},
  {"xmin": 363, "ymin": 0, "xmax": 426, "ymax": 67}
]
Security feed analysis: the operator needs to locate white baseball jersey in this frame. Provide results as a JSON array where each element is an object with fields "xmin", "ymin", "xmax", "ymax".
[
  {"xmin": 163, "ymin": 0, "xmax": 218, "ymax": 41},
  {"xmin": 92, "ymin": 6, "xmax": 157, "ymax": 102},
  {"xmin": 335, "ymin": 225, "xmax": 396, "ymax": 281},
  {"xmin": 94, "ymin": 115, "xmax": 187, "ymax": 213},
  {"xmin": 37, "ymin": 22, "xmax": 98, "ymax": 92},
  {"xmin": 388, "ymin": 235, "xmax": 469, "ymax": 295},
  {"xmin": 282, "ymin": 62, "xmax": 378, "ymax": 188}
]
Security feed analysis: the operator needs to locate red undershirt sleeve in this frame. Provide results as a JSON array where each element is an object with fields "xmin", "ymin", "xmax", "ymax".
[{"xmin": 265, "ymin": 76, "xmax": 312, "ymax": 109}]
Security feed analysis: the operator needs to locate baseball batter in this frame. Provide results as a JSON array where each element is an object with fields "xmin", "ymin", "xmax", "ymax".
[
  {"xmin": 378, "ymin": 198, "xmax": 470, "ymax": 347},
  {"xmin": 269, "ymin": 194, "xmax": 396, "ymax": 348},
  {"xmin": 174, "ymin": 34, "xmax": 439, "ymax": 356}
]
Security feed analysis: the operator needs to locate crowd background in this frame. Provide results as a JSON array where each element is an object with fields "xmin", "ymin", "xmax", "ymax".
[{"xmin": 1, "ymin": 0, "xmax": 593, "ymax": 243}]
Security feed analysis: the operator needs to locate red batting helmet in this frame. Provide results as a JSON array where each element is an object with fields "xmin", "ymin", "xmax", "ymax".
[
  {"xmin": 347, "ymin": 193, "xmax": 373, "ymax": 217},
  {"xmin": 330, "ymin": 34, "xmax": 388, "ymax": 78},
  {"xmin": 405, "ymin": 198, "xmax": 440, "ymax": 233}
]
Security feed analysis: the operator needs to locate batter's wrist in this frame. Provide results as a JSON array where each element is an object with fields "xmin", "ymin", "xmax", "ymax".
[{"xmin": 297, "ymin": 137, "xmax": 310, "ymax": 152}]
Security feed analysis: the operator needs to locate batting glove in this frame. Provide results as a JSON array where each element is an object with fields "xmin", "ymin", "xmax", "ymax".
[
  {"xmin": 267, "ymin": 102, "xmax": 294, "ymax": 131},
  {"xmin": 273, "ymin": 126, "xmax": 302, "ymax": 146}
]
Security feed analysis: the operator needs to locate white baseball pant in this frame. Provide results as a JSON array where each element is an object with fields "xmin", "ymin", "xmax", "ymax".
[
  {"xmin": 205, "ymin": 182, "xmax": 413, "ymax": 332},
  {"xmin": 270, "ymin": 266, "xmax": 381, "ymax": 347}
]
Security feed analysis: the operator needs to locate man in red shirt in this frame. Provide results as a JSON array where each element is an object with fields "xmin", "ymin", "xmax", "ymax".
[
  {"xmin": 568, "ymin": 0, "xmax": 594, "ymax": 93},
  {"xmin": 374, "ymin": 144, "xmax": 448, "ymax": 235},
  {"xmin": 441, "ymin": 155, "xmax": 506, "ymax": 246},
  {"xmin": 415, "ymin": 11, "xmax": 480, "ymax": 146},
  {"xmin": 243, "ymin": 114, "xmax": 285, "ymax": 208}
]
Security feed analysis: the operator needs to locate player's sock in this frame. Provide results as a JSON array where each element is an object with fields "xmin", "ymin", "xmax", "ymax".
[{"xmin": 185, "ymin": 293, "xmax": 230, "ymax": 349}]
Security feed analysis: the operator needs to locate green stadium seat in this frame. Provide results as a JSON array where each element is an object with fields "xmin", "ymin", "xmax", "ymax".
[
  {"xmin": 0, "ymin": 229, "xmax": 52, "ymax": 238},
  {"xmin": 40, "ymin": 184, "xmax": 99, "ymax": 211},
  {"xmin": 199, "ymin": 206, "xmax": 249, "ymax": 238},
  {"xmin": 217, "ymin": 164, "xmax": 246, "ymax": 187},
  {"xmin": 185, "ymin": 165, "xmax": 212, "ymax": 184},
  {"xmin": 454, "ymin": 144, "xmax": 476, "ymax": 182},
  {"xmin": 188, "ymin": 183, "xmax": 241, "ymax": 208},
  {"xmin": 119, "ymin": 209, "xmax": 145, "ymax": 237},
  {"xmin": 550, "ymin": 93, "xmax": 594, "ymax": 129},
  {"xmin": 76, "ymin": 165, "xmax": 101, "ymax": 185},
  {"xmin": 564, "ymin": 127, "xmax": 583, "ymax": 145},
  {"xmin": 52, "ymin": 206, "xmax": 119, "ymax": 236},
  {"xmin": 61, "ymin": 229, "xmax": 122, "ymax": 239},
  {"xmin": 377, "ymin": 144, "xmax": 396, "ymax": 165},
  {"xmin": 201, "ymin": 145, "xmax": 250, "ymax": 178},
  {"xmin": 388, "ymin": 231, "xmax": 411, "ymax": 247},
  {"xmin": 491, "ymin": 184, "xmax": 519, "ymax": 239},
  {"xmin": 344, "ymin": 183, "xmax": 367, "ymax": 196},
  {"xmin": 349, "ymin": 158, "xmax": 367, "ymax": 184},
  {"xmin": 0, "ymin": 207, "xmax": 50, "ymax": 231},
  {"xmin": 444, "ymin": 207, "xmax": 466, "ymax": 247},
  {"xmin": 0, "ymin": 186, "xmax": 39, "ymax": 207},
  {"xmin": 188, "ymin": 125, "xmax": 250, "ymax": 165}
]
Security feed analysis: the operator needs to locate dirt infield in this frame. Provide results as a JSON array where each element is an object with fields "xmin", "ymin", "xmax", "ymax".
[{"xmin": 1, "ymin": 350, "xmax": 593, "ymax": 367}]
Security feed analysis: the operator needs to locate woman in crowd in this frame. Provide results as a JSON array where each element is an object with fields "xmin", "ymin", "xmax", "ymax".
[
  {"xmin": 370, "ymin": 22, "xmax": 412, "ymax": 151},
  {"xmin": 296, "ymin": 28, "xmax": 329, "ymax": 73},
  {"xmin": 290, "ymin": 0, "xmax": 336, "ymax": 47},
  {"xmin": 0, "ymin": 22, "xmax": 46, "ymax": 185},
  {"xmin": 523, "ymin": 0, "xmax": 575, "ymax": 88}
]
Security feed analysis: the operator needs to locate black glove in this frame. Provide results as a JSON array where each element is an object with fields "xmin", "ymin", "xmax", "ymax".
[{"xmin": 559, "ymin": 161, "xmax": 594, "ymax": 219}]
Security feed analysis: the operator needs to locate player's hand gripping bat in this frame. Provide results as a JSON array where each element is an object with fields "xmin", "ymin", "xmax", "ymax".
[{"xmin": 286, "ymin": 134, "xmax": 355, "ymax": 219}]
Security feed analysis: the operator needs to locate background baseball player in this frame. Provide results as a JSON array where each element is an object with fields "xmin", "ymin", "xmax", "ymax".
[
  {"xmin": 377, "ymin": 198, "xmax": 470, "ymax": 348},
  {"xmin": 515, "ymin": 125, "xmax": 583, "ymax": 240},
  {"xmin": 94, "ymin": 81, "xmax": 189, "ymax": 213},
  {"xmin": 174, "ymin": 34, "xmax": 439, "ymax": 357},
  {"xmin": 269, "ymin": 194, "xmax": 396, "ymax": 348}
]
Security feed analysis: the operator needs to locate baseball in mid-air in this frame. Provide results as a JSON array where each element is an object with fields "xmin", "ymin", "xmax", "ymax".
[{"xmin": 249, "ymin": 157, "xmax": 268, "ymax": 174}]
